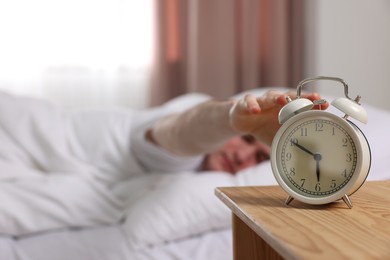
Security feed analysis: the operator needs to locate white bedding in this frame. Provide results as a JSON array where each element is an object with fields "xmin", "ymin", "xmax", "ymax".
[
  {"xmin": 0, "ymin": 88, "xmax": 389, "ymax": 260},
  {"xmin": 0, "ymin": 225, "xmax": 232, "ymax": 260}
]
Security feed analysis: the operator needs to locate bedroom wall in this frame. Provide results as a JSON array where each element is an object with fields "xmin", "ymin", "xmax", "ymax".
[{"xmin": 304, "ymin": 0, "xmax": 390, "ymax": 111}]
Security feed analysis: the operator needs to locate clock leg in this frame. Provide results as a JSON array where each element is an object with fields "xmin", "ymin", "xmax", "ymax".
[
  {"xmin": 285, "ymin": 195, "xmax": 294, "ymax": 205},
  {"xmin": 342, "ymin": 194, "xmax": 353, "ymax": 209}
]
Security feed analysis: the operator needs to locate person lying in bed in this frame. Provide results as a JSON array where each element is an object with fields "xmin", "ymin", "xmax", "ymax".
[
  {"xmin": 131, "ymin": 90, "xmax": 328, "ymax": 175},
  {"xmin": 0, "ymin": 88, "xmax": 328, "ymax": 236}
]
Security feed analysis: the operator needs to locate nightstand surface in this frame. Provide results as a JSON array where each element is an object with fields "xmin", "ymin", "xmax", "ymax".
[{"xmin": 215, "ymin": 180, "xmax": 390, "ymax": 260}]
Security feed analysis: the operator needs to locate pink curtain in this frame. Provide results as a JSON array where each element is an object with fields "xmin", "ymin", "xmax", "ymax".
[{"xmin": 150, "ymin": 0, "xmax": 304, "ymax": 106}]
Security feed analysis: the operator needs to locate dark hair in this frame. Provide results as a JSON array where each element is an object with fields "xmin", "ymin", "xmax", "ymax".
[
  {"xmin": 241, "ymin": 134, "xmax": 270, "ymax": 163},
  {"xmin": 241, "ymin": 134, "xmax": 256, "ymax": 144}
]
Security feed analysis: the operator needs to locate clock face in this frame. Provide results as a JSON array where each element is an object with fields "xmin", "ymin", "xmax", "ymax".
[{"xmin": 273, "ymin": 112, "xmax": 359, "ymax": 199}]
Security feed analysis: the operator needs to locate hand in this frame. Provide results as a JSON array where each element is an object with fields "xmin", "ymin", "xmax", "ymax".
[
  {"xmin": 290, "ymin": 139, "xmax": 314, "ymax": 156},
  {"xmin": 229, "ymin": 90, "xmax": 329, "ymax": 145},
  {"xmin": 291, "ymin": 140, "xmax": 322, "ymax": 182},
  {"xmin": 314, "ymin": 153, "xmax": 322, "ymax": 182}
]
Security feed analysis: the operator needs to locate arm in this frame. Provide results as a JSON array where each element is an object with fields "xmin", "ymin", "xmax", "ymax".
[
  {"xmin": 147, "ymin": 90, "xmax": 327, "ymax": 156},
  {"xmin": 146, "ymin": 99, "xmax": 238, "ymax": 156}
]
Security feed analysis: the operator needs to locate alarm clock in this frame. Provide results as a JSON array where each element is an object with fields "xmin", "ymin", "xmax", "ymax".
[{"xmin": 270, "ymin": 76, "xmax": 371, "ymax": 208}]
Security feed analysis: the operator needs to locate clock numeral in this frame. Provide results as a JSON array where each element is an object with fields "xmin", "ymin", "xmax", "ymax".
[
  {"xmin": 342, "ymin": 138, "xmax": 348, "ymax": 147},
  {"xmin": 289, "ymin": 167, "xmax": 296, "ymax": 176},
  {"xmin": 315, "ymin": 182, "xmax": 321, "ymax": 191},
  {"xmin": 315, "ymin": 123, "xmax": 324, "ymax": 132},
  {"xmin": 346, "ymin": 153, "xmax": 352, "ymax": 162},
  {"xmin": 330, "ymin": 179, "xmax": 336, "ymax": 189},
  {"xmin": 300, "ymin": 128, "xmax": 308, "ymax": 136},
  {"xmin": 300, "ymin": 179, "xmax": 306, "ymax": 187},
  {"xmin": 332, "ymin": 127, "xmax": 336, "ymax": 136},
  {"xmin": 341, "ymin": 169, "xmax": 347, "ymax": 178},
  {"xmin": 285, "ymin": 152, "xmax": 292, "ymax": 161},
  {"xmin": 290, "ymin": 138, "xmax": 298, "ymax": 146}
]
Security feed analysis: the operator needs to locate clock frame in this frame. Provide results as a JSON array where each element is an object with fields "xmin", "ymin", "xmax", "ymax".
[
  {"xmin": 271, "ymin": 110, "xmax": 371, "ymax": 208},
  {"xmin": 270, "ymin": 76, "xmax": 371, "ymax": 208}
]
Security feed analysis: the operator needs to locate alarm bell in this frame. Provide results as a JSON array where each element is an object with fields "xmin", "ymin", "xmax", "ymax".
[
  {"xmin": 332, "ymin": 97, "xmax": 368, "ymax": 124},
  {"xmin": 278, "ymin": 76, "xmax": 368, "ymax": 124},
  {"xmin": 278, "ymin": 97, "xmax": 327, "ymax": 124},
  {"xmin": 278, "ymin": 97, "xmax": 313, "ymax": 124}
]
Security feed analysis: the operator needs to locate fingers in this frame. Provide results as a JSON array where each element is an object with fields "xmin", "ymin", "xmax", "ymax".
[
  {"xmin": 237, "ymin": 90, "xmax": 328, "ymax": 115},
  {"xmin": 302, "ymin": 93, "xmax": 329, "ymax": 110},
  {"xmin": 234, "ymin": 92, "xmax": 279, "ymax": 116},
  {"xmin": 256, "ymin": 90, "xmax": 284, "ymax": 110},
  {"xmin": 244, "ymin": 94, "xmax": 261, "ymax": 113},
  {"xmin": 274, "ymin": 91, "xmax": 329, "ymax": 110}
]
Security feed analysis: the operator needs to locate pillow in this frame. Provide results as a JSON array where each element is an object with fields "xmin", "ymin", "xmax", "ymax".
[
  {"xmin": 121, "ymin": 172, "xmax": 235, "ymax": 250},
  {"xmin": 120, "ymin": 160, "xmax": 278, "ymax": 250}
]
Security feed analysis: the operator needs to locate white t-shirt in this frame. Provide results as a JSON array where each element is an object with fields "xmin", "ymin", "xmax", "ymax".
[{"xmin": 130, "ymin": 93, "xmax": 212, "ymax": 173}]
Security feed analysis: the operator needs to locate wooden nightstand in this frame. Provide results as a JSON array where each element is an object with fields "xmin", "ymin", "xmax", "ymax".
[{"xmin": 215, "ymin": 181, "xmax": 390, "ymax": 260}]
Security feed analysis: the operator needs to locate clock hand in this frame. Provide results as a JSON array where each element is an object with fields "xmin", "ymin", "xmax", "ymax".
[
  {"xmin": 316, "ymin": 160, "xmax": 320, "ymax": 182},
  {"xmin": 290, "ymin": 140, "xmax": 315, "ymax": 156},
  {"xmin": 291, "ymin": 140, "xmax": 322, "ymax": 181},
  {"xmin": 313, "ymin": 153, "xmax": 322, "ymax": 182}
]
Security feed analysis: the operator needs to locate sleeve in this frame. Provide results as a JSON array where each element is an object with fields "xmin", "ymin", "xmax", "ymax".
[{"xmin": 130, "ymin": 93, "xmax": 212, "ymax": 173}]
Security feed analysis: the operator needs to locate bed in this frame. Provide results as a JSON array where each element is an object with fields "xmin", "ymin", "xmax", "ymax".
[{"xmin": 0, "ymin": 87, "xmax": 389, "ymax": 260}]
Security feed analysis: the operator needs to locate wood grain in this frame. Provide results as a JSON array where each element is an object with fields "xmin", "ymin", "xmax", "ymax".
[
  {"xmin": 215, "ymin": 181, "xmax": 390, "ymax": 260},
  {"xmin": 232, "ymin": 213, "xmax": 284, "ymax": 260}
]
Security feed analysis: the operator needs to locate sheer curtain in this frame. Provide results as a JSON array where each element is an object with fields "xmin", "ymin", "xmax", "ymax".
[
  {"xmin": 0, "ymin": 0, "xmax": 154, "ymax": 109},
  {"xmin": 151, "ymin": 0, "xmax": 304, "ymax": 106}
]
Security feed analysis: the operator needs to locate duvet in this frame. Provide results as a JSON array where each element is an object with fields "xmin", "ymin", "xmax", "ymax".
[{"xmin": 0, "ymin": 88, "xmax": 389, "ymax": 260}]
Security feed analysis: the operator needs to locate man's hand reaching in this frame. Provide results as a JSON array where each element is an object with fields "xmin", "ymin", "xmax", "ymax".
[{"xmin": 229, "ymin": 90, "xmax": 329, "ymax": 146}]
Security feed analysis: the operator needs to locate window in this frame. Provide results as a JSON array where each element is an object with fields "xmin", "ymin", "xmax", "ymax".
[{"xmin": 0, "ymin": 0, "xmax": 154, "ymax": 109}]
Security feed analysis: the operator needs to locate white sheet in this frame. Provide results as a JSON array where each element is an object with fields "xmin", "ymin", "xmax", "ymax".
[
  {"xmin": 0, "ymin": 226, "xmax": 233, "ymax": 260},
  {"xmin": 0, "ymin": 88, "xmax": 389, "ymax": 260}
]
